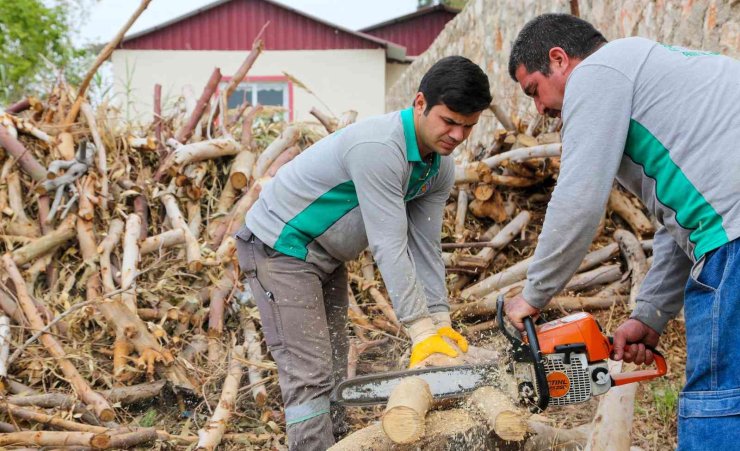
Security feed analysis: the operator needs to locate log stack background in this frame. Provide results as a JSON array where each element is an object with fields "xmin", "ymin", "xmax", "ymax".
[{"xmin": 0, "ymin": 17, "xmax": 687, "ymax": 451}]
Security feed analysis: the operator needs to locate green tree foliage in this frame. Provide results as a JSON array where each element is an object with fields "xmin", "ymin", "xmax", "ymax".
[{"xmin": 0, "ymin": 0, "xmax": 83, "ymax": 103}]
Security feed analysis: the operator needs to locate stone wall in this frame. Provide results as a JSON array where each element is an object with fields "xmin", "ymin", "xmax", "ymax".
[{"xmin": 386, "ymin": 0, "xmax": 740, "ymax": 149}]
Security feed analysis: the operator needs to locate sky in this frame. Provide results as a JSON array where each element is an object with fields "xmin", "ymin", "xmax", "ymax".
[{"xmin": 77, "ymin": 0, "xmax": 420, "ymax": 46}]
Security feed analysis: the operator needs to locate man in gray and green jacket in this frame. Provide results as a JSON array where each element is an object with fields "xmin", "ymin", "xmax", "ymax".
[
  {"xmin": 505, "ymin": 14, "xmax": 739, "ymax": 450},
  {"xmin": 236, "ymin": 56, "xmax": 492, "ymax": 450}
]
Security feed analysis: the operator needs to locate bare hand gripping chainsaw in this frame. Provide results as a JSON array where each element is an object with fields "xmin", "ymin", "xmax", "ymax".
[{"xmin": 333, "ymin": 296, "xmax": 667, "ymax": 412}]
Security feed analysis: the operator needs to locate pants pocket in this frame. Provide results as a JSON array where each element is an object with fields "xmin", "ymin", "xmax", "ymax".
[
  {"xmin": 680, "ymin": 388, "xmax": 740, "ymax": 418},
  {"xmin": 236, "ymin": 234, "xmax": 285, "ymax": 350},
  {"xmin": 247, "ymin": 276, "xmax": 284, "ymax": 350}
]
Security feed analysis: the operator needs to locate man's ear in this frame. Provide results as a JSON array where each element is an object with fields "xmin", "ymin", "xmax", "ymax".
[
  {"xmin": 413, "ymin": 92, "xmax": 426, "ymax": 113},
  {"xmin": 548, "ymin": 47, "xmax": 570, "ymax": 71}
]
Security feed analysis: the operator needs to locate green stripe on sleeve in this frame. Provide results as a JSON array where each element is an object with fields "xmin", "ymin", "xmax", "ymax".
[
  {"xmin": 273, "ymin": 181, "xmax": 359, "ymax": 260},
  {"xmin": 624, "ymin": 119, "xmax": 728, "ymax": 258}
]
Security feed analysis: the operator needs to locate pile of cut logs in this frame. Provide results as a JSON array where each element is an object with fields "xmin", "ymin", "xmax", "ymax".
[{"xmin": 0, "ymin": 2, "xmax": 660, "ymax": 450}]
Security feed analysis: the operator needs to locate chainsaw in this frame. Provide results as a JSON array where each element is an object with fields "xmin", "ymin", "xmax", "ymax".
[{"xmin": 333, "ymin": 296, "xmax": 667, "ymax": 412}]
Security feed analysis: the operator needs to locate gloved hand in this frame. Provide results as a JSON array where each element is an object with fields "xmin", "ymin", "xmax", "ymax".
[
  {"xmin": 409, "ymin": 334, "xmax": 458, "ymax": 368},
  {"xmin": 406, "ymin": 316, "xmax": 458, "ymax": 368},
  {"xmin": 431, "ymin": 311, "xmax": 468, "ymax": 353}
]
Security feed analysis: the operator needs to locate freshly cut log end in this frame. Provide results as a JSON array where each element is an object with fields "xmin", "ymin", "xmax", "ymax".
[
  {"xmin": 467, "ymin": 385, "xmax": 528, "ymax": 442},
  {"xmin": 90, "ymin": 433, "xmax": 112, "ymax": 449},
  {"xmin": 382, "ymin": 376, "xmax": 432, "ymax": 444},
  {"xmin": 383, "ymin": 405, "xmax": 426, "ymax": 444},
  {"xmin": 98, "ymin": 408, "xmax": 116, "ymax": 423}
]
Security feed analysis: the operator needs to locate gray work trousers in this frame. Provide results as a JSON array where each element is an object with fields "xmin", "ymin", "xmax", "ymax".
[{"xmin": 236, "ymin": 229, "xmax": 349, "ymax": 451}]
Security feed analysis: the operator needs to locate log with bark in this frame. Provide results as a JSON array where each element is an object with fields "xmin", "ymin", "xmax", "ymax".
[{"xmin": 381, "ymin": 377, "xmax": 433, "ymax": 444}]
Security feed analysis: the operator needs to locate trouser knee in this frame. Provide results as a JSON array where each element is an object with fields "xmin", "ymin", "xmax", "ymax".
[{"xmin": 285, "ymin": 395, "xmax": 335, "ymax": 451}]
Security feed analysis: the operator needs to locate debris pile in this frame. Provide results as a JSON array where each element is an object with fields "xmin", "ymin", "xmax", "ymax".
[{"xmin": 0, "ymin": 6, "xmax": 681, "ymax": 450}]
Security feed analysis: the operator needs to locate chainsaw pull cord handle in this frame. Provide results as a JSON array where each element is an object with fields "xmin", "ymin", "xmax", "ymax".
[
  {"xmin": 607, "ymin": 337, "xmax": 668, "ymax": 386},
  {"xmin": 497, "ymin": 296, "xmax": 550, "ymax": 412}
]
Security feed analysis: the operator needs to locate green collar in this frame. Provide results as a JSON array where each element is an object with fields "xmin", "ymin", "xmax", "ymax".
[
  {"xmin": 400, "ymin": 108, "xmax": 441, "ymax": 201},
  {"xmin": 400, "ymin": 107, "xmax": 422, "ymax": 162}
]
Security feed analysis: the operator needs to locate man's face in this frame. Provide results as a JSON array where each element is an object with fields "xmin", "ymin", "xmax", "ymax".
[
  {"xmin": 515, "ymin": 64, "xmax": 567, "ymax": 118},
  {"xmin": 414, "ymin": 94, "xmax": 481, "ymax": 157}
]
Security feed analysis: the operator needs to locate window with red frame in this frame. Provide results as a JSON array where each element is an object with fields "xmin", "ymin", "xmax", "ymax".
[{"xmin": 223, "ymin": 81, "xmax": 288, "ymax": 110}]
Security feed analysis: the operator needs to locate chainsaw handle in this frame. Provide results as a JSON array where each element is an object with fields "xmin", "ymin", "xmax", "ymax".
[
  {"xmin": 607, "ymin": 337, "xmax": 668, "ymax": 385},
  {"xmin": 610, "ymin": 344, "xmax": 668, "ymax": 386}
]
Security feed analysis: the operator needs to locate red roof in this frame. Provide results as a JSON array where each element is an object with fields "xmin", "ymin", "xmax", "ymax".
[
  {"xmin": 121, "ymin": 0, "xmax": 405, "ymax": 60},
  {"xmin": 361, "ymin": 5, "xmax": 459, "ymax": 56}
]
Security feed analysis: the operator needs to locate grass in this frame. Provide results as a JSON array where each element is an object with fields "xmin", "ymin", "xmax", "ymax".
[
  {"xmin": 652, "ymin": 381, "xmax": 680, "ymax": 423},
  {"xmin": 139, "ymin": 408, "xmax": 159, "ymax": 428}
]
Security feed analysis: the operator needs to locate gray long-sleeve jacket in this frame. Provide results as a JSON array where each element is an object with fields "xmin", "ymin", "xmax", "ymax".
[
  {"xmin": 245, "ymin": 108, "xmax": 454, "ymax": 324},
  {"xmin": 523, "ymin": 37, "xmax": 740, "ymax": 333}
]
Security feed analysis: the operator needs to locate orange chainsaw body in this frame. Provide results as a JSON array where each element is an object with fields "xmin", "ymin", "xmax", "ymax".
[{"xmin": 535, "ymin": 312, "xmax": 611, "ymax": 362}]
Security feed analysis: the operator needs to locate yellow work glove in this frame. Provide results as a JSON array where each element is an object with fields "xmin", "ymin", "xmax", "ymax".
[
  {"xmin": 407, "ymin": 316, "xmax": 459, "ymax": 368},
  {"xmin": 437, "ymin": 326, "xmax": 469, "ymax": 353},
  {"xmin": 409, "ymin": 334, "xmax": 459, "ymax": 368},
  {"xmin": 431, "ymin": 311, "xmax": 469, "ymax": 353}
]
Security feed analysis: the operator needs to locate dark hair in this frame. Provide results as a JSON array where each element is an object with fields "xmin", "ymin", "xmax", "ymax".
[
  {"xmin": 417, "ymin": 56, "xmax": 492, "ymax": 115},
  {"xmin": 508, "ymin": 14, "xmax": 607, "ymax": 81}
]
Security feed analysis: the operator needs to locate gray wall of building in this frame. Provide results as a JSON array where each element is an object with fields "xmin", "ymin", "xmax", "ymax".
[{"xmin": 387, "ymin": 0, "xmax": 739, "ymax": 149}]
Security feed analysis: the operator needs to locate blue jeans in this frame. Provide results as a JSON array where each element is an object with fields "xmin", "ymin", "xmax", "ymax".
[{"xmin": 679, "ymin": 238, "xmax": 740, "ymax": 450}]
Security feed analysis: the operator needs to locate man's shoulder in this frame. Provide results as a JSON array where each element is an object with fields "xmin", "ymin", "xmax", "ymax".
[
  {"xmin": 341, "ymin": 110, "xmax": 403, "ymax": 144},
  {"xmin": 337, "ymin": 111, "xmax": 407, "ymax": 161},
  {"xmin": 581, "ymin": 37, "xmax": 656, "ymax": 69}
]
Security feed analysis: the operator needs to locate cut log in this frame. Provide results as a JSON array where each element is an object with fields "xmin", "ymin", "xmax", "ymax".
[
  {"xmin": 161, "ymin": 193, "xmax": 202, "ymax": 272},
  {"xmin": 454, "ymin": 190, "xmax": 468, "ymax": 240},
  {"xmin": 482, "ymin": 143, "xmax": 561, "ymax": 169},
  {"xmin": 221, "ymin": 23, "xmax": 267, "ymax": 102},
  {"xmin": 310, "ymin": 107, "xmax": 337, "ymax": 133},
  {"xmin": 525, "ymin": 114, "xmax": 543, "ymax": 137},
  {"xmin": 469, "ymin": 191, "xmax": 507, "ymax": 222},
  {"xmin": 98, "ymin": 218, "xmax": 124, "ymax": 294},
  {"xmin": 10, "ymin": 214, "xmax": 75, "ymax": 266},
  {"xmin": 266, "ymin": 144, "xmax": 301, "ymax": 177},
  {"xmin": 7, "ymin": 380, "xmax": 166, "ymax": 410},
  {"xmin": 489, "ymin": 104, "xmax": 516, "ymax": 131},
  {"xmin": 584, "ymin": 360, "xmax": 637, "ymax": 451},
  {"xmin": 463, "ymin": 241, "xmax": 623, "ymax": 299},
  {"xmin": 120, "ymin": 213, "xmax": 142, "ymax": 312},
  {"xmin": 614, "ymin": 229, "xmax": 648, "ymax": 309},
  {"xmin": 0, "ymin": 125, "xmax": 48, "ymax": 182},
  {"xmin": 466, "ymin": 385, "xmax": 528, "ymax": 441},
  {"xmin": 229, "ymin": 149, "xmax": 257, "ymax": 190},
  {"xmin": 2, "ymin": 255, "xmax": 115, "ymax": 422},
  {"xmin": 454, "ymin": 161, "xmax": 490, "ymax": 184},
  {"xmin": 525, "ymin": 419, "xmax": 588, "ymax": 451},
  {"xmin": 243, "ymin": 319, "xmax": 268, "ymax": 405},
  {"xmin": 0, "ymin": 431, "xmax": 110, "ymax": 448},
  {"xmin": 81, "ymin": 103, "xmax": 109, "ymax": 212},
  {"xmin": 0, "ymin": 314, "xmax": 9, "ymax": 378},
  {"xmin": 462, "ymin": 257, "xmax": 532, "ymax": 299},
  {"xmin": 381, "ymin": 377, "xmax": 433, "ymax": 444},
  {"xmin": 113, "ymin": 335, "xmax": 135, "ymax": 383},
  {"xmin": 614, "ymin": 229, "xmax": 650, "ymax": 310},
  {"xmin": 608, "ymin": 189, "xmax": 654, "ymax": 237},
  {"xmin": 140, "ymin": 229, "xmax": 185, "ymax": 255},
  {"xmin": 549, "ymin": 295, "xmax": 628, "ymax": 312},
  {"xmin": 175, "ymin": 68, "xmax": 222, "ymax": 144},
  {"xmin": 197, "ymin": 345, "xmax": 245, "ymax": 450},
  {"xmin": 347, "ymin": 284, "xmax": 372, "ymax": 343},
  {"xmin": 253, "ymin": 126, "xmax": 300, "ymax": 179},
  {"xmin": 207, "ymin": 263, "xmax": 235, "ymax": 337},
  {"xmin": 455, "ymin": 264, "xmax": 622, "ymax": 319}
]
